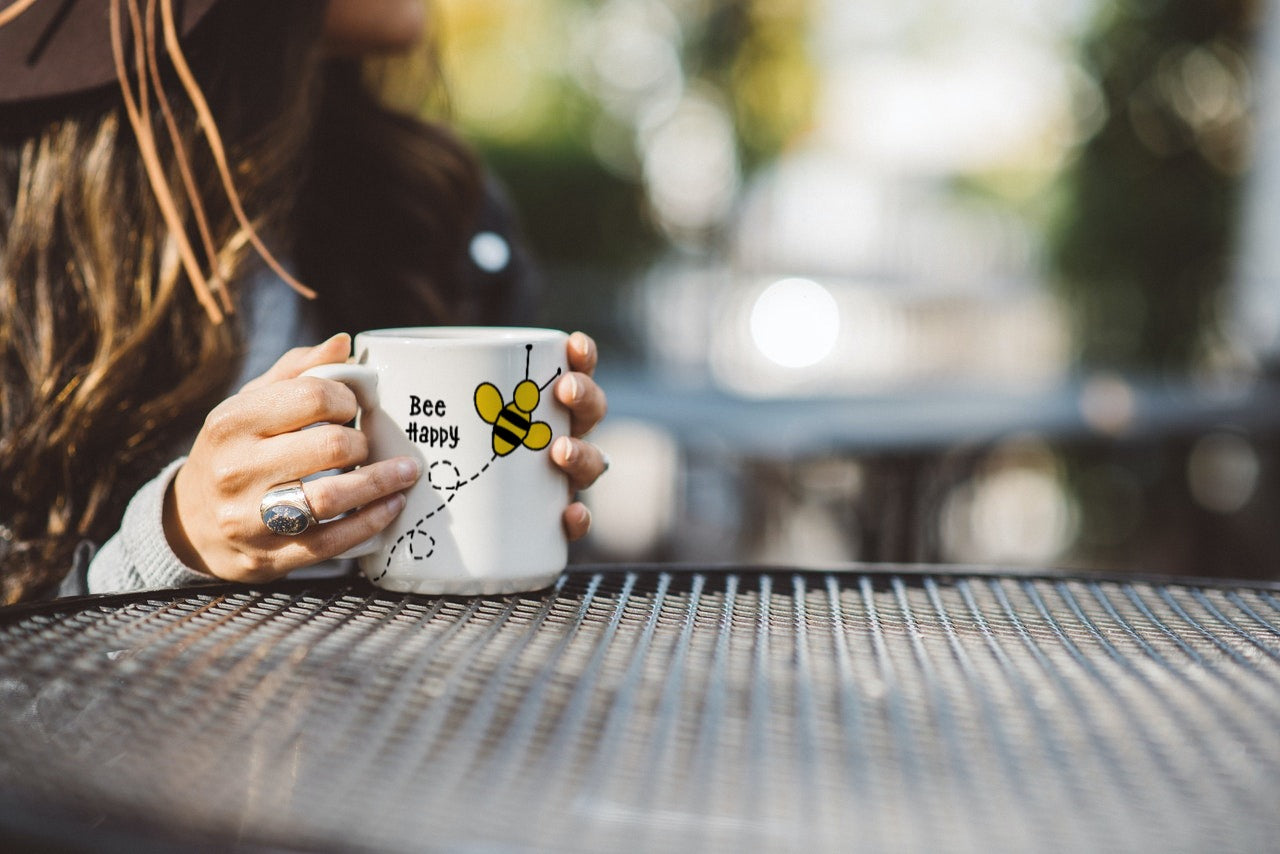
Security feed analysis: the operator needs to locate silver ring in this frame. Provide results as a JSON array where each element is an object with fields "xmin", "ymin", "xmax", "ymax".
[{"xmin": 260, "ymin": 481, "xmax": 317, "ymax": 536}]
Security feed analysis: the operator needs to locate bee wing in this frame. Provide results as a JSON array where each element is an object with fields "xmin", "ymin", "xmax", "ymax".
[
  {"xmin": 474, "ymin": 382, "xmax": 504, "ymax": 424},
  {"xmin": 523, "ymin": 421, "xmax": 552, "ymax": 451}
]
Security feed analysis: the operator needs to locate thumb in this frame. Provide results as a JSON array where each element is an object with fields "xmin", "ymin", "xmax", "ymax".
[{"xmin": 240, "ymin": 333, "xmax": 351, "ymax": 392}]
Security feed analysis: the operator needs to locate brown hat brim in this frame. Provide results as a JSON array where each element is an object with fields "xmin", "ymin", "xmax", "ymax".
[{"xmin": 0, "ymin": 0, "xmax": 221, "ymax": 104}]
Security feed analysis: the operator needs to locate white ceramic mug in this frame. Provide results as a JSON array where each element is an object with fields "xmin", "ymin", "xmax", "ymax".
[{"xmin": 305, "ymin": 327, "xmax": 570, "ymax": 595}]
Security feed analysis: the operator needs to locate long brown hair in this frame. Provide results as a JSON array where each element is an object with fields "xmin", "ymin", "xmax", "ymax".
[
  {"xmin": 298, "ymin": 59, "xmax": 481, "ymax": 335},
  {"xmin": 0, "ymin": 0, "xmax": 482, "ymax": 602}
]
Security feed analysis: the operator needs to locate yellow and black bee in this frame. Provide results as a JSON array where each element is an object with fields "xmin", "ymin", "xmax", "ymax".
[{"xmin": 474, "ymin": 345, "xmax": 561, "ymax": 457}]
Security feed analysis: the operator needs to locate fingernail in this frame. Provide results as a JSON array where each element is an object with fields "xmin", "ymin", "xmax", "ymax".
[
  {"xmin": 571, "ymin": 331, "xmax": 590, "ymax": 356},
  {"xmin": 316, "ymin": 332, "xmax": 349, "ymax": 352},
  {"xmin": 555, "ymin": 436, "xmax": 575, "ymax": 463},
  {"xmin": 389, "ymin": 493, "xmax": 407, "ymax": 513},
  {"xmin": 396, "ymin": 457, "xmax": 421, "ymax": 482},
  {"xmin": 562, "ymin": 373, "xmax": 581, "ymax": 402}
]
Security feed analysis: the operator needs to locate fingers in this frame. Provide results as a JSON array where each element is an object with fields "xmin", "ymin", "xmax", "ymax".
[
  {"xmin": 192, "ymin": 423, "xmax": 366, "ymax": 501},
  {"xmin": 207, "ymin": 376, "xmax": 358, "ymax": 440},
  {"xmin": 555, "ymin": 371, "xmax": 607, "ymax": 438},
  {"xmin": 567, "ymin": 331, "xmax": 597, "ymax": 377},
  {"xmin": 240, "ymin": 332, "xmax": 351, "ymax": 393},
  {"xmin": 278, "ymin": 493, "xmax": 407, "ymax": 566},
  {"xmin": 563, "ymin": 501, "xmax": 592, "ymax": 542},
  {"xmin": 255, "ymin": 425, "xmax": 369, "ymax": 482},
  {"xmin": 559, "ymin": 331, "xmax": 607, "ymax": 436},
  {"xmin": 551, "ymin": 435, "xmax": 608, "ymax": 492},
  {"xmin": 297, "ymin": 457, "xmax": 421, "ymax": 521},
  {"xmin": 555, "ymin": 333, "xmax": 605, "ymax": 545},
  {"xmin": 227, "ymin": 492, "xmax": 410, "ymax": 583},
  {"xmin": 233, "ymin": 334, "xmax": 358, "ymax": 438},
  {"xmin": 189, "ymin": 458, "xmax": 420, "ymax": 583}
]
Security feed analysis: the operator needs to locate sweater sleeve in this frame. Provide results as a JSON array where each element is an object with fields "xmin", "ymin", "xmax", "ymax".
[{"xmin": 86, "ymin": 457, "xmax": 217, "ymax": 594}]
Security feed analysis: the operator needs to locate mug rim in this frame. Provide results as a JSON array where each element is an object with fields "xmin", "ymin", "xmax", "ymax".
[{"xmin": 356, "ymin": 326, "xmax": 567, "ymax": 345}]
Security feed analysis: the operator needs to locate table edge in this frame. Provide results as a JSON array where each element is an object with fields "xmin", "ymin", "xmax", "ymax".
[{"xmin": 2, "ymin": 561, "xmax": 1277, "ymax": 622}]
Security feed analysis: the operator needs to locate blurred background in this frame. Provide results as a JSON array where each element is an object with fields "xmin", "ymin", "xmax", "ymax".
[{"xmin": 432, "ymin": 0, "xmax": 1280, "ymax": 578}]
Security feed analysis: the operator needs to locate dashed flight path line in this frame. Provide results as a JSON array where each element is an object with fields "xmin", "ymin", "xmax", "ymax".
[{"xmin": 373, "ymin": 453, "xmax": 499, "ymax": 582}]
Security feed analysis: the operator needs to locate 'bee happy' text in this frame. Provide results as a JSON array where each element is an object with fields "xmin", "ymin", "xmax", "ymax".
[{"xmin": 405, "ymin": 395, "xmax": 460, "ymax": 448}]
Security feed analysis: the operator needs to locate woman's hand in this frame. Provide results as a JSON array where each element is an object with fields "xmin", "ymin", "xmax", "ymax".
[
  {"xmin": 549, "ymin": 331, "xmax": 609, "ymax": 541},
  {"xmin": 165, "ymin": 329, "xmax": 607, "ymax": 580},
  {"xmin": 164, "ymin": 333, "xmax": 421, "ymax": 582}
]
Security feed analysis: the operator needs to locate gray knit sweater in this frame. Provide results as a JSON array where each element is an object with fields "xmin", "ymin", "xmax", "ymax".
[{"xmin": 86, "ymin": 457, "xmax": 211, "ymax": 593}]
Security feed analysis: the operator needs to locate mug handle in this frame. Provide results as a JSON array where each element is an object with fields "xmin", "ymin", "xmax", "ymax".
[
  {"xmin": 301, "ymin": 362, "xmax": 382, "ymax": 559},
  {"xmin": 301, "ymin": 362, "xmax": 379, "ymax": 410}
]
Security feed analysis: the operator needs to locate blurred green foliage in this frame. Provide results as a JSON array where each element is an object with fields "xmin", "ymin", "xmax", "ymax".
[
  {"xmin": 438, "ymin": 0, "xmax": 814, "ymax": 269},
  {"xmin": 1049, "ymin": 0, "xmax": 1258, "ymax": 373},
  {"xmin": 689, "ymin": 0, "xmax": 815, "ymax": 173}
]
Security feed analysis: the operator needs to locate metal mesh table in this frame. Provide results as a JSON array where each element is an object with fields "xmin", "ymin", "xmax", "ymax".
[{"xmin": 1, "ymin": 565, "xmax": 1278, "ymax": 852}]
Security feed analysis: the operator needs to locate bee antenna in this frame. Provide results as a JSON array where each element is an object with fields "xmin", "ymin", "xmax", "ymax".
[
  {"xmin": 525, "ymin": 344, "xmax": 532, "ymax": 379},
  {"xmin": 538, "ymin": 367, "xmax": 562, "ymax": 391}
]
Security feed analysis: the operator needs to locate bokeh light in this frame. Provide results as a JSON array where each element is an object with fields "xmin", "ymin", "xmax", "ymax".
[
  {"xmin": 1187, "ymin": 431, "xmax": 1259, "ymax": 514},
  {"xmin": 749, "ymin": 278, "xmax": 840, "ymax": 369},
  {"xmin": 1078, "ymin": 371, "xmax": 1137, "ymax": 436},
  {"xmin": 941, "ymin": 441, "xmax": 1079, "ymax": 565},
  {"xmin": 640, "ymin": 89, "xmax": 740, "ymax": 237},
  {"xmin": 468, "ymin": 232, "xmax": 512, "ymax": 274}
]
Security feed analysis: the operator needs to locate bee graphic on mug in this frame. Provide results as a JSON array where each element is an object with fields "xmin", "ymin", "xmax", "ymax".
[{"xmin": 474, "ymin": 344, "xmax": 562, "ymax": 457}]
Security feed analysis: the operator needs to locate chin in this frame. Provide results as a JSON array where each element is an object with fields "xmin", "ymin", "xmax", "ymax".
[{"xmin": 324, "ymin": 0, "xmax": 426, "ymax": 56}]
